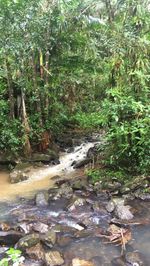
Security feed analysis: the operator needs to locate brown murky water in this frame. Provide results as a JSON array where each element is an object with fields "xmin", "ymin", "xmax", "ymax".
[
  {"xmin": 0, "ymin": 141, "xmax": 150, "ymax": 265},
  {"xmin": 0, "ymin": 169, "xmax": 84, "ymax": 201},
  {"xmin": 0, "ymin": 171, "xmax": 56, "ymax": 200},
  {"xmin": 0, "ymin": 142, "xmax": 93, "ymax": 201}
]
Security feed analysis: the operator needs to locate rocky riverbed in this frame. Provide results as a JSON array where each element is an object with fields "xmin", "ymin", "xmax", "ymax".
[{"xmin": 0, "ymin": 134, "xmax": 150, "ymax": 266}]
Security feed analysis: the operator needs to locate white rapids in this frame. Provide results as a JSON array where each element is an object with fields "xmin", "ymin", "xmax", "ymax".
[
  {"xmin": 29, "ymin": 142, "xmax": 96, "ymax": 181},
  {"xmin": 0, "ymin": 141, "xmax": 97, "ymax": 200}
]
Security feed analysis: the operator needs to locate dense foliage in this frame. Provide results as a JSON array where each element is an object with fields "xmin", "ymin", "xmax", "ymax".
[{"xmin": 0, "ymin": 0, "xmax": 150, "ymax": 173}]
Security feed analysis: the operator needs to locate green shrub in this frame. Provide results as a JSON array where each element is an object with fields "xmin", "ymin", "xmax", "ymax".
[
  {"xmin": 102, "ymin": 90, "xmax": 150, "ymax": 173},
  {"xmin": 0, "ymin": 248, "xmax": 24, "ymax": 266}
]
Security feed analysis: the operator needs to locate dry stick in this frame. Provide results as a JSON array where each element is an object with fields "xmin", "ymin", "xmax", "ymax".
[{"xmin": 120, "ymin": 228, "xmax": 126, "ymax": 255}]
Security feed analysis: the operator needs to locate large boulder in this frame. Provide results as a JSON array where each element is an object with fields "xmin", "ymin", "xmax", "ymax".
[{"xmin": 30, "ymin": 151, "xmax": 58, "ymax": 164}]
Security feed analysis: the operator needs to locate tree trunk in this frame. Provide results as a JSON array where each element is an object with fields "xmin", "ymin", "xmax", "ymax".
[
  {"xmin": 21, "ymin": 89, "xmax": 32, "ymax": 157},
  {"xmin": 5, "ymin": 58, "xmax": 15, "ymax": 119},
  {"xmin": 31, "ymin": 53, "xmax": 43, "ymax": 127},
  {"xmin": 44, "ymin": 50, "xmax": 50, "ymax": 120}
]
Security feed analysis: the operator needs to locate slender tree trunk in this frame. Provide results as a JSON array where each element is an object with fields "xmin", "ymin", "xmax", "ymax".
[
  {"xmin": 21, "ymin": 89, "xmax": 32, "ymax": 156},
  {"xmin": 31, "ymin": 53, "xmax": 43, "ymax": 127},
  {"xmin": 5, "ymin": 58, "xmax": 15, "ymax": 119},
  {"xmin": 39, "ymin": 50, "xmax": 44, "ymax": 80},
  {"xmin": 44, "ymin": 50, "xmax": 50, "ymax": 119},
  {"xmin": 105, "ymin": 0, "xmax": 114, "ymax": 23}
]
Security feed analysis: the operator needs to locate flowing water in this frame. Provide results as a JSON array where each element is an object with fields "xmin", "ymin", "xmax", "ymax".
[
  {"xmin": 0, "ymin": 141, "xmax": 150, "ymax": 265},
  {"xmin": 0, "ymin": 142, "xmax": 94, "ymax": 201}
]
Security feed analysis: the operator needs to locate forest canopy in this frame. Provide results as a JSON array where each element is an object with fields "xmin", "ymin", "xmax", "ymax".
[{"xmin": 0, "ymin": 0, "xmax": 150, "ymax": 174}]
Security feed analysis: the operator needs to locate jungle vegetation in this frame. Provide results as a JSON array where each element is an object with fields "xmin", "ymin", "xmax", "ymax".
[{"xmin": 0, "ymin": 0, "xmax": 150, "ymax": 174}]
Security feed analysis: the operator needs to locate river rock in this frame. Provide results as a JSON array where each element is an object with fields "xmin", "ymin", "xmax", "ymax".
[
  {"xmin": 31, "ymin": 151, "xmax": 58, "ymax": 164},
  {"xmin": 112, "ymin": 198, "xmax": 134, "ymax": 220},
  {"xmin": 105, "ymin": 182, "xmax": 122, "ymax": 192},
  {"xmin": 35, "ymin": 192, "xmax": 49, "ymax": 206},
  {"xmin": 73, "ymin": 158, "xmax": 91, "ymax": 169},
  {"xmin": 67, "ymin": 196, "xmax": 87, "ymax": 211},
  {"xmin": 40, "ymin": 230, "xmax": 56, "ymax": 247},
  {"xmin": 70, "ymin": 176, "xmax": 88, "ymax": 190},
  {"xmin": 125, "ymin": 252, "xmax": 144, "ymax": 265},
  {"xmin": 134, "ymin": 191, "xmax": 150, "ymax": 201},
  {"xmin": 106, "ymin": 200, "xmax": 115, "ymax": 213},
  {"xmin": 26, "ymin": 243, "xmax": 45, "ymax": 261},
  {"xmin": 111, "ymin": 256, "xmax": 126, "ymax": 266},
  {"xmin": 115, "ymin": 204, "xmax": 133, "ymax": 220},
  {"xmin": 72, "ymin": 258, "xmax": 94, "ymax": 266},
  {"xmin": 32, "ymin": 222, "xmax": 49, "ymax": 233},
  {"xmin": 0, "ymin": 153, "xmax": 17, "ymax": 167},
  {"xmin": 93, "ymin": 182, "xmax": 102, "ymax": 193},
  {"xmin": 51, "ymin": 175, "xmax": 62, "ymax": 181},
  {"xmin": 17, "ymin": 233, "xmax": 40, "ymax": 250},
  {"xmin": 9, "ymin": 170, "xmax": 29, "ymax": 183},
  {"xmin": 54, "ymin": 183, "xmax": 73, "ymax": 199},
  {"xmin": 44, "ymin": 251, "xmax": 64, "ymax": 266}
]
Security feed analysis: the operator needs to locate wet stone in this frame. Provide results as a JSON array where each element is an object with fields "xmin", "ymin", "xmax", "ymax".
[
  {"xmin": 35, "ymin": 192, "xmax": 49, "ymax": 207},
  {"xmin": 54, "ymin": 183, "xmax": 73, "ymax": 199},
  {"xmin": 67, "ymin": 196, "xmax": 87, "ymax": 211},
  {"xmin": 51, "ymin": 175, "xmax": 62, "ymax": 181},
  {"xmin": 32, "ymin": 221, "xmax": 49, "ymax": 233},
  {"xmin": 115, "ymin": 204, "xmax": 133, "ymax": 220},
  {"xmin": 72, "ymin": 258, "xmax": 94, "ymax": 266},
  {"xmin": 44, "ymin": 250, "xmax": 64, "ymax": 266},
  {"xmin": 125, "ymin": 252, "xmax": 144, "ymax": 265},
  {"xmin": 111, "ymin": 256, "xmax": 126, "ymax": 266},
  {"xmin": 70, "ymin": 176, "xmax": 88, "ymax": 190},
  {"xmin": 17, "ymin": 233, "xmax": 40, "ymax": 250},
  {"xmin": 26, "ymin": 243, "xmax": 45, "ymax": 261},
  {"xmin": 73, "ymin": 158, "xmax": 91, "ymax": 169},
  {"xmin": 40, "ymin": 230, "xmax": 56, "ymax": 247},
  {"xmin": 106, "ymin": 200, "xmax": 115, "ymax": 213},
  {"xmin": 9, "ymin": 170, "xmax": 29, "ymax": 183}
]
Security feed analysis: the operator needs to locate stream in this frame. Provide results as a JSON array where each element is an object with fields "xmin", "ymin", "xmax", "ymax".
[{"xmin": 0, "ymin": 140, "xmax": 150, "ymax": 265}]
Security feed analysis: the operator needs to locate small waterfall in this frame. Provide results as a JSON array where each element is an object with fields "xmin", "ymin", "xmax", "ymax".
[{"xmin": 29, "ymin": 142, "xmax": 96, "ymax": 181}]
